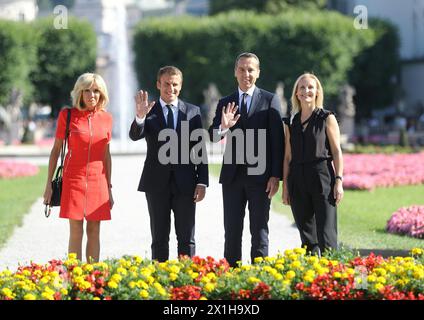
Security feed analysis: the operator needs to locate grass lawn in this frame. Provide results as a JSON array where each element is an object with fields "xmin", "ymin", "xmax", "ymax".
[
  {"xmin": 209, "ymin": 164, "xmax": 423, "ymax": 250},
  {"xmin": 0, "ymin": 165, "xmax": 47, "ymax": 249}
]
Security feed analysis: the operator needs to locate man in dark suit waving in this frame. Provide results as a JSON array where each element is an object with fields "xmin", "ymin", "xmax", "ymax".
[
  {"xmin": 130, "ymin": 66, "xmax": 208, "ymax": 262},
  {"xmin": 209, "ymin": 53, "xmax": 284, "ymax": 267}
]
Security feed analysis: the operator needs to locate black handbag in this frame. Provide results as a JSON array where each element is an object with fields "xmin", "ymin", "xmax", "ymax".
[{"xmin": 45, "ymin": 108, "xmax": 71, "ymax": 217}]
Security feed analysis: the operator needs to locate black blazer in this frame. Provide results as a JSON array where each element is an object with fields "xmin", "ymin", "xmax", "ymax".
[
  {"xmin": 130, "ymin": 100, "xmax": 209, "ymax": 195},
  {"xmin": 208, "ymin": 87, "xmax": 284, "ymax": 184}
]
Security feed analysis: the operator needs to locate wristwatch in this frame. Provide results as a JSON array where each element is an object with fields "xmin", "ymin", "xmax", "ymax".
[{"xmin": 335, "ymin": 176, "xmax": 343, "ymax": 182}]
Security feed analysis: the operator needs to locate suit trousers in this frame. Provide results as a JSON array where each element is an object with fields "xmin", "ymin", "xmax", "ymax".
[
  {"xmin": 288, "ymin": 160, "xmax": 338, "ymax": 255},
  {"xmin": 222, "ymin": 165, "xmax": 271, "ymax": 267},
  {"xmin": 145, "ymin": 172, "xmax": 196, "ymax": 262}
]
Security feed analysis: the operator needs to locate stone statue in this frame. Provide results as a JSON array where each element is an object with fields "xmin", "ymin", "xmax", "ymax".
[
  {"xmin": 336, "ymin": 84, "xmax": 356, "ymax": 142},
  {"xmin": 275, "ymin": 81, "xmax": 288, "ymax": 117},
  {"xmin": 1, "ymin": 88, "xmax": 24, "ymax": 145},
  {"xmin": 202, "ymin": 83, "xmax": 221, "ymax": 129}
]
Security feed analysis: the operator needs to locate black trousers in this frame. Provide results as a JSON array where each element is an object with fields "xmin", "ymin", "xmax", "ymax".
[
  {"xmin": 145, "ymin": 173, "xmax": 195, "ymax": 262},
  {"xmin": 222, "ymin": 166, "xmax": 271, "ymax": 267},
  {"xmin": 288, "ymin": 160, "xmax": 338, "ymax": 255}
]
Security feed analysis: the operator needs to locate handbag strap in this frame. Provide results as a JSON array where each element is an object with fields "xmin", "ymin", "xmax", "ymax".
[{"xmin": 59, "ymin": 108, "xmax": 71, "ymax": 169}]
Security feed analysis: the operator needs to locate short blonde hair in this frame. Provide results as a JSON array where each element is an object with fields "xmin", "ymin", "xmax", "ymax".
[
  {"xmin": 71, "ymin": 73, "xmax": 109, "ymax": 111},
  {"xmin": 290, "ymin": 73, "xmax": 324, "ymax": 116}
]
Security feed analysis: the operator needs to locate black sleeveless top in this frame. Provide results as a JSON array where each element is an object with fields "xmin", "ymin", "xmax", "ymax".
[{"xmin": 289, "ymin": 108, "xmax": 334, "ymax": 164}]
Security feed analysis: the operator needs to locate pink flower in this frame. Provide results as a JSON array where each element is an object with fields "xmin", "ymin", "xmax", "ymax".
[{"xmin": 386, "ymin": 205, "xmax": 424, "ymax": 239}]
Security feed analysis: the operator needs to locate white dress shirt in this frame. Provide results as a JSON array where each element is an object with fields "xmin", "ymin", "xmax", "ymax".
[{"xmin": 218, "ymin": 85, "xmax": 256, "ymax": 135}]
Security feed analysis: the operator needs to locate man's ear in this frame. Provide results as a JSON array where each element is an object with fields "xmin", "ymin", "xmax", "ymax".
[{"xmin": 156, "ymin": 81, "xmax": 161, "ymax": 90}]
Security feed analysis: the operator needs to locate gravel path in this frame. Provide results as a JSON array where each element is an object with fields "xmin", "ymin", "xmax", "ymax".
[{"xmin": 0, "ymin": 155, "xmax": 300, "ymax": 271}]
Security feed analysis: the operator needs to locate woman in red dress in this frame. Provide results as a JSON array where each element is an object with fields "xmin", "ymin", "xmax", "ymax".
[{"xmin": 43, "ymin": 73, "xmax": 113, "ymax": 262}]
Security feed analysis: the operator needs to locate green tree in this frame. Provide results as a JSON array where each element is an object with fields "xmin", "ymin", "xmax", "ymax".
[
  {"xmin": 0, "ymin": 21, "xmax": 37, "ymax": 106},
  {"xmin": 31, "ymin": 17, "xmax": 96, "ymax": 117},
  {"xmin": 209, "ymin": 0, "xmax": 327, "ymax": 15}
]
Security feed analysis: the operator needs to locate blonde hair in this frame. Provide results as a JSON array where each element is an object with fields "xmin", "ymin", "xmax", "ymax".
[
  {"xmin": 71, "ymin": 73, "xmax": 109, "ymax": 111},
  {"xmin": 290, "ymin": 73, "xmax": 324, "ymax": 116}
]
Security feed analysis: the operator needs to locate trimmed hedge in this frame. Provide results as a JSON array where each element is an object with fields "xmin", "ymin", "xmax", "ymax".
[
  {"xmin": 133, "ymin": 9, "xmax": 382, "ymax": 110},
  {"xmin": 0, "ymin": 20, "xmax": 37, "ymax": 105},
  {"xmin": 0, "ymin": 18, "xmax": 96, "ymax": 117},
  {"xmin": 31, "ymin": 17, "xmax": 97, "ymax": 117}
]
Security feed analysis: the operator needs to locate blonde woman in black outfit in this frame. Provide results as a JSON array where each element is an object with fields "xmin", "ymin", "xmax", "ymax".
[{"xmin": 283, "ymin": 73, "xmax": 344, "ymax": 256}]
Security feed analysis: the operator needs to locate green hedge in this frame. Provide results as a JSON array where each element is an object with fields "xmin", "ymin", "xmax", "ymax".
[
  {"xmin": 133, "ymin": 10, "xmax": 379, "ymax": 109},
  {"xmin": 0, "ymin": 20, "xmax": 37, "ymax": 105},
  {"xmin": 31, "ymin": 17, "xmax": 97, "ymax": 117},
  {"xmin": 0, "ymin": 18, "xmax": 96, "ymax": 117}
]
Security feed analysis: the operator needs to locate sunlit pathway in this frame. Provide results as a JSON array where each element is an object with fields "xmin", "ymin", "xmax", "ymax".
[{"xmin": 0, "ymin": 155, "xmax": 300, "ymax": 271}]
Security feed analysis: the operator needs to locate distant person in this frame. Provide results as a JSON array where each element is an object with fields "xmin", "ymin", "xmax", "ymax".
[
  {"xmin": 208, "ymin": 52, "xmax": 284, "ymax": 267},
  {"xmin": 43, "ymin": 73, "xmax": 114, "ymax": 263},
  {"xmin": 129, "ymin": 66, "xmax": 208, "ymax": 262},
  {"xmin": 282, "ymin": 73, "xmax": 343, "ymax": 256}
]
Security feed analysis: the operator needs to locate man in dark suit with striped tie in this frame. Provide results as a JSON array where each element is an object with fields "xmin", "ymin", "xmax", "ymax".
[
  {"xmin": 130, "ymin": 66, "xmax": 209, "ymax": 262},
  {"xmin": 209, "ymin": 53, "xmax": 284, "ymax": 267}
]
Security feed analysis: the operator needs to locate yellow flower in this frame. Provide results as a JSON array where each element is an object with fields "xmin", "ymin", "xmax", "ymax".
[
  {"xmin": 206, "ymin": 272, "xmax": 217, "ymax": 281},
  {"xmin": 129, "ymin": 281, "xmax": 136, "ymax": 289},
  {"xmin": 283, "ymin": 280, "xmax": 291, "ymax": 286},
  {"xmin": 117, "ymin": 267, "xmax": 128, "ymax": 276},
  {"xmin": 83, "ymin": 264, "xmax": 94, "ymax": 272},
  {"xmin": 333, "ymin": 272, "xmax": 342, "ymax": 279},
  {"xmin": 411, "ymin": 248, "xmax": 423, "ymax": 256},
  {"xmin": 111, "ymin": 274, "xmax": 122, "ymax": 283},
  {"xmin": 294, "ymin": 248, "xmax": 306, "ymax": 256},
  {"xmin": 68, "ymin": 253, "xmax": 77, "ymax": 260},
  {"xmin": 139, "ymin": 290, "xmax": 149, "ymax": 299},
  {"xmin": 24, "ymin": 293, "xmax": 36, "ymax": 300},
  {"xmin": 169, "ymin": 265, "xmax": 181, "ymax": 274},
  {"xmin": 367, "ymin": 275, "xmax": 377, "ymax": 283},
  {"xmin": 413, "ymin": 269, "xmax": 424, "ymax": 279},
  {"xmin": 133, "ymin": 256, "xmax": 143, "ymax": 264},
  {"xmin": 254, "ymin": 257, "xmax": 264, "ymax": 263},
  {"xmin": 93, "ymin": 297, "xmax": 100, "ymax": 300},
  {"xmin": 72, "ymin": 267, "xmax": 83, "ymax": 276},
  {"xmin": 275, "ymin": 264, "xmax": 284, "ymax": 271},
  {"xmin": 265, "ymin": 256, "xmax": 276, "ymax": 263},
  {"xmin": 199, "ymin": 296, "xmax": 208, "ymax": 300},
  {"xmin": 137, "ymin": 280, "xmax": 149, "ymax": 290},
  {"xmin": 274, "ymin": 273, "xmax": 283, "ymax": 281},
  {"xmin": 241, "ymin": 265, "xmax": 251, "ymax": 271},
  {"xmin": 60, "ymin": 288, "xmax": 68, "ymax": 295},
  {"xmin": 1, "ymin": 288, "xmax": 14, "ymax": 299},
  {"xmin": 290, "ymin": 261, "xmax": 302, "ymax": 269},
  {"xmin": 200, "ymin": 276, "xmax": 210, "ymax": 284},
  {"xmin": 248, "ymin": 277, "xmax": 261, "ymax": 284},
  {"xmin": 169, "ymin": 273, "xmax": 178, "ymax": 281},
  {"xmin": 285, "ymin": 270, "xmax": 296, "ymax": 280},
  {"xmin": 41, "ymin": 292, "xmax": 54, "ymax": 300},
  {"xmin": 374, "ymin": 283, "xmax": 384, "ymax": 291},
  {"xmin": 204, "ymin": 283, "xmax": 215, "ymax": 292},
  {"xmin": 284, "ymin": 249, "xmax": 294, "ymax": 257},
  {"xmin": 320, "ymin": 258, "xmax": 329, "ymax": 266},
  {"xmin": 377, "ymin": 277, "xmax": 386, "ymax": 284},
  {"xmin": 191, "ymin": 272, "xmax": 199, "ymax": 279},
  {"xmin": 289, "ymin": 254, "xmax": 298, "ymax": 261},
  {"xmin": 108, "ymin": 281, "xmax": 118, "ymax": 289}
]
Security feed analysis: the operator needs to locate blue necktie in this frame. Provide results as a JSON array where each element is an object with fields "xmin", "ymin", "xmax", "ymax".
[{"xmin": 166, "ymin": 105, "xmax": 174, "ymax": 129}]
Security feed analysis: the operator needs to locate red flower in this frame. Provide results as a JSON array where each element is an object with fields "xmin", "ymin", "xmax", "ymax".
[{"xmin": 171, "ymin": 285, "xmax": 202, "ymax": 300}]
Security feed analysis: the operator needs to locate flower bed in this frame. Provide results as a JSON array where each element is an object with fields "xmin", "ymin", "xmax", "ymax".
[
  {"xmin": 1, "ymin": 248, "xmax": 423, "ymax": 300},
  {"xmin": 343, "ymin": 152, "xmax": 424, "ymax": 190},
  {"xmin": 387, "ymin": 206, "xmax": 424, "ymax": 239},
  {"xmin": 0, "ymin": 160, "xmax": 39, "ymax": 179}
]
